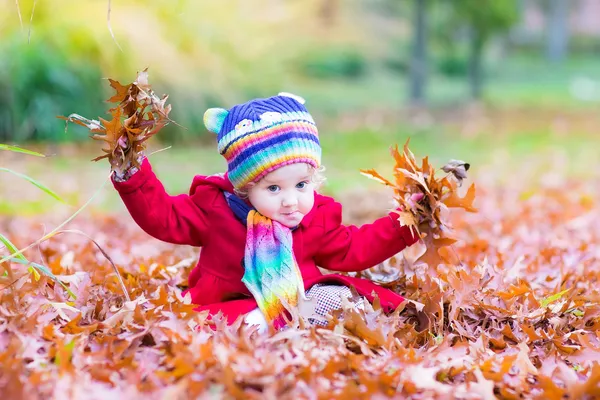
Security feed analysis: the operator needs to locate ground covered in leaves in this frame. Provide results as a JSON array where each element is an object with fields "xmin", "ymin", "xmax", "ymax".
[{"xmin": 1, "ymin": 164, "xmax": 600, "ymax": 399}]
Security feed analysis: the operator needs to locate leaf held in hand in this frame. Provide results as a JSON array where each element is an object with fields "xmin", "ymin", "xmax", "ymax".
[
  {"xmin": 442, "ymin": 159, "xmax": 470, "ymax": 185},
  {"xmin": 359, "ymin": 169, "xmax": 394, "ymax": 187},
  {"xmin": 443, "ymin": 183, "xmax": 477, "ymax": 212},
  {"xmin": 59, "ymin": 68, "xmax": 175, "ymax": 171},
  {"xmin": 362, "ymin": 139, "xmax": 477, "ymax": 270}
]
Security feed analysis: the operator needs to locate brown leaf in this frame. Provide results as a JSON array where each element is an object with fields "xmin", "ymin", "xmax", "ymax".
[
  {"xmin": 359, "ymin": 169, "xmax": 394, "ymax": 187},
  {"xmin": 107, "ymin": 79, "xmax": 132, "ymax": 103},
  {"xmin": 443, "ymin": 183, "xmax": 477, "ymax": 212},
  {"xmin": 60, "ymin": 69, "xmax": 174, "ymax": 169},
  {"xmin": 442, "ymin": 159, "xmax": 470, "ymax": 185}
]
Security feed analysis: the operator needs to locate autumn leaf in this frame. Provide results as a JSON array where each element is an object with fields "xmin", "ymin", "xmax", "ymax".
[
  {"xmin": 442, "ymin": 159, "xmax": 470, "ymax": 185},
  {"xmin": 8, "ymin": 94, "xmax": 600, "ymax": 397},
  {"xmin": 107, "ymin": 78, "xmax": 132, "ymax": 103},
  {"xmin": 443, "ymin": 183, "xmax": 477, "ymax": 212},
  {"xmin": 2, "ymin": 197, "xmax": 600, "ymax": 398},
  {"xmin": 416, "ymin": 236, "xmax": 457, "ymax": 268},
  {"xmin": 393, "ymin": 210, "xmax": 419, "ymax": 232},
  {"xmin": 363, "ymin": 139, "xmax": 476, "ymax": 270},
  {"xmin": 59, "ymin": 68, "xmax": 174, "ymax": 170},
  {"xmin": 359, "ymin": 169, "xmax": 394, "ymax": 187}
]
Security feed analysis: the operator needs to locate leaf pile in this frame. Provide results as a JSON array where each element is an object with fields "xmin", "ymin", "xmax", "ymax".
[
  {"xmin": 1, "ymin": 168, "xmax": 600, "ymax": 398},
  {"xmin": 361, "ymin": 141, "xmax": 477, "ymax": 270},
  {"xmin": 59, "ymin": 69, "xmax": 172, "ymax": 173}
]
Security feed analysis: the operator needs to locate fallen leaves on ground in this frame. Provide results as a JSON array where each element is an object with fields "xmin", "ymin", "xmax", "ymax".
[{"xmin": 1, "ymin": 167, "xmax": 600, "ymax": 398}]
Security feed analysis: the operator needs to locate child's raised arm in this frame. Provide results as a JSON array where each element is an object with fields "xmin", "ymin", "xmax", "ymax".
[
  {"xmin": 313, "ymin": 199, "xmax": 418, "ymax": 272},
  {"xmin": 112, "ymin": 158, "xmax": 212, "ymax": 246}
]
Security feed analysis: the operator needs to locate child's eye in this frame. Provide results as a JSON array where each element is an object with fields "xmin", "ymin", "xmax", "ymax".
[
  {"xmin": 296, "ymin": 181, "xmax": 309, "ymax": 189},
  {"xmin": 267, "ymin": 185, "xmax": 280, "ymax": 193}
]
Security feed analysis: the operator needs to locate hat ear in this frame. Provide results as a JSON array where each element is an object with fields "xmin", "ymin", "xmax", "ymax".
[{"xmin": 203, "ymin": 108, "xmax": 229, "ymax": 134}]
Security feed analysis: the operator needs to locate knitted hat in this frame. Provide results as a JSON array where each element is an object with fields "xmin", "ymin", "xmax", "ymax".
[{"xmin": 203, "ymin": 93, "xmax": 321, "ymax": 189}]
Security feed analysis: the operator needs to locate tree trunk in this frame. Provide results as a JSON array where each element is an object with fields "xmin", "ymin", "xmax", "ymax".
[
  {"xmin": 468, "ymin": 29, "xmax": 484, "ymax": 100},
  {"xmin": 546, "ymin": 0, "xmax": 569, "ymax": 63},
  {"xmin": 409, "ymin": 0, "xmax": 427, "ymax": 105}
]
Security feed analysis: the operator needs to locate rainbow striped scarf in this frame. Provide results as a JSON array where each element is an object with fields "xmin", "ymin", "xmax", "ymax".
[{"xmin": 241, "ymin": 210, "xmax": 305, "ymax": 326}]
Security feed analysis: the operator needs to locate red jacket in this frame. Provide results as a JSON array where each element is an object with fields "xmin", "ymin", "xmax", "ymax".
[{"xmin": 113, "ymin": 159, "xmax": 419, "ymax": 324}]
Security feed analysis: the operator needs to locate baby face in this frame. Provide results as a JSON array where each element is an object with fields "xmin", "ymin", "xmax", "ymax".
[{"xmin": 247, "ymin": 163, "xmax": 316, "ymax": 228}]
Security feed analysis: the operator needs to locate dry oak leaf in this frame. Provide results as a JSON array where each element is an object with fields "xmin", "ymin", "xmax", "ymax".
[{"xmin": 442, "ymin": 159, "xmax": 470, "ymax": 185}]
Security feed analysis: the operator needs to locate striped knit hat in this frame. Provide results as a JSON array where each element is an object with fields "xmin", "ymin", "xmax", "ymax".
[{"xmin": 203, "ymin": 93, "xmax": 321, "ymax": 189}]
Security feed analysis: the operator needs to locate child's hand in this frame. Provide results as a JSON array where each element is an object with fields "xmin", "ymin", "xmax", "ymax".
[
  {"xmin": 111, "ymin": 136, "xmax": 145, "ymax": 182},
  {"xmin": 407, "ymin": 193, "xmax": 424, "ymax": 209},
  {"xmin": 112, "ymin": 155, "xmax": 144, "ymax": 182},
  {"xmin": 404, "ymin": 192, "xmax": 428, "ymax": 222}
]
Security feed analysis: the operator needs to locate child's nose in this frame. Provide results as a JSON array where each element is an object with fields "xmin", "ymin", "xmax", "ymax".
[{"xmin": 282, "ymin": 194, "xmax": 298, "ymax": 207}]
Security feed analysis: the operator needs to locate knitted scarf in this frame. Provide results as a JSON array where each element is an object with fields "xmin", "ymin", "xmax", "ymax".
[{"xmin": 225, "ymin": 192, "xmax": 305, "ymax": 326}]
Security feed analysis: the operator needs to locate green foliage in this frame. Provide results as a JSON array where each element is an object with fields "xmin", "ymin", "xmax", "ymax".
[
  {"xmin": 566, "ymin": 35, "xmax": 600, "ymax": 54},
  {"xmin": 383, "ymin": 55, "xmax": 408, "ymax": 74},
  {"xmin": 445, "ymin": 0, "xmax": 519, "ymax": 41},
  {"xmin": 0, "ymin": 0, "xmax": 595, "ymax": 144},
  {"xmin": 0, "ymin": 34, "xmax": 105, "ymax": 142},
  {"xmin": 436, "ymin": 54, "xmax": 469, "ymax": 77},
  {"xmin": 299, "ymin": 47, "xmax": 368, "ymax": 79},
  {"xmin": 430, "ymin": 0, "xmax": 519, "ymax": 98},
  {"xmin": 382, "ymin": 38, "xmax": 410, "ymax": 74},
  {"xmin": 0, "ymin": 1, "xmax": 385, "ymax": 142}
]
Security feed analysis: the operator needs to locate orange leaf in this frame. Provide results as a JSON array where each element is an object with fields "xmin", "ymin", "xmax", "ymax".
[
  {"xmin": 107, "ymin": 79, "xmax": 131, "ymax": 103},
  {"xmin": 359, "ymin": 169, "xmax": 393, "ymax": 187},
  {"xmin": 443, "ymin": 183, "xmax": 477, "ymax": 212}
]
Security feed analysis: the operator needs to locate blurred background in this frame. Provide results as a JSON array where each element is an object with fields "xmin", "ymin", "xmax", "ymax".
[{"xmin": 1, "ymin": 0, "xmax": 599, "ymax": 217}]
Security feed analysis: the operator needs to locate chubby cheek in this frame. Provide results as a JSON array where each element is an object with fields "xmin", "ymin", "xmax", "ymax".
[
  {"xmin": 298, "ymin": 191, "xmax": 315, "ymax": 215},
  {"xmin": 248, "ymin": 194, "xmax": 279, "ymax": 219},
  {"xmin": 262, "ymin": 201, "xmax": 281, "ymax": 219}
]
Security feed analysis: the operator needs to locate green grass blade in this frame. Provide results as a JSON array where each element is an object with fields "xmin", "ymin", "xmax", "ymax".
[
  {"xmin": 0, "ymin": 144, "xmax": 45, "ymax": 157},
  {"xmin": 0, "ymin": 174, "xmax": 110, "ymax": 264},
  {"xmin": 0, "ymin": 167, "xmax": 65, "ymax": 203},
  {"xmin": 28, "ymin": 261, "xmax": 76, "ymax": 299},
  {"xmin": 8, "ymin": 257, "xmax": 76, "ymax": 299},
  {"xmin": 0, "ymin": 233, "xmax": 28, "ymax": 262},
  {"xmin": 28, "ymin": 265, "xmax": 42, "ymax": 281}
]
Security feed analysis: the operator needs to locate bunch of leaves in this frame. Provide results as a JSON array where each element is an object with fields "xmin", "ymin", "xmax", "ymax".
[
  {"xmin": 58, "ymin": 69, "xmax": 173, "ymax": 173},
  {"xmin": 361, "ymin": 140, "xmax": 477, "ymax": 269},
  {"xmin": 1, "ymin": 169, "xmax": 600, "ymax": 398}
]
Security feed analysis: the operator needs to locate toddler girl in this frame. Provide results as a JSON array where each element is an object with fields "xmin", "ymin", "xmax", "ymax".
[{"xmin": 112, "ymin": 93, "xmax": 419, "ymax": 332}]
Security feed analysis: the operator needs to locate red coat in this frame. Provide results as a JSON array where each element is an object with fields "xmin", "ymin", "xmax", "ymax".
[{"xmin": 113, "ymin": 159, "xmax": 419, "ymax": 324}]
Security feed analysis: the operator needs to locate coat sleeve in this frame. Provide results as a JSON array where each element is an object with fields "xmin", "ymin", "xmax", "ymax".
[
  {"xmin": 313, "ymin": 200, "xmax": 419, "ymax": 272},
  {"xmin": 112, "ymin": 158, "xmax": 213, "ymax": 246}
]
